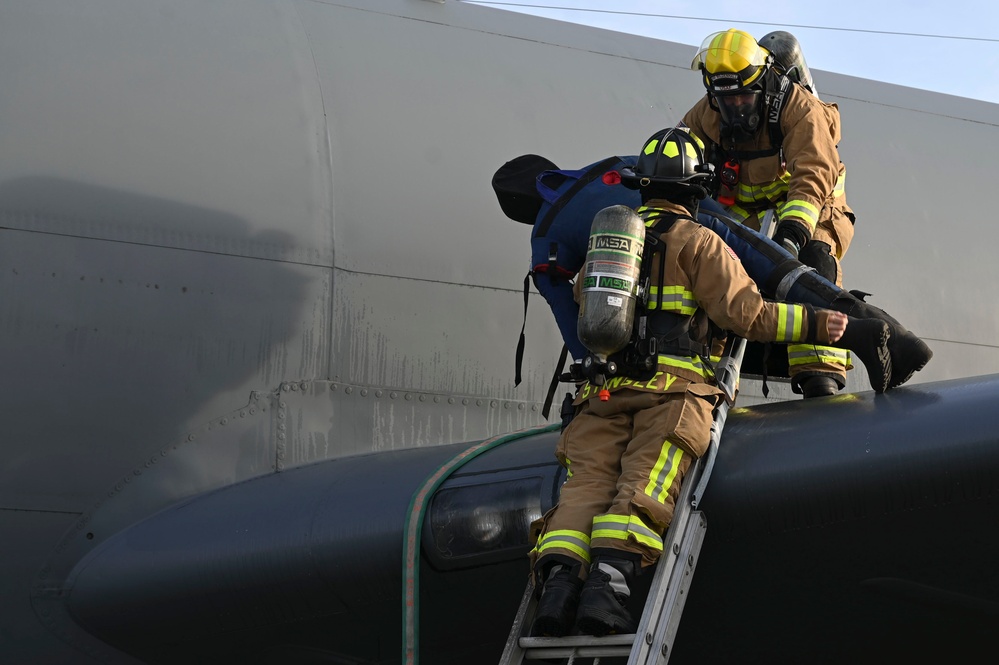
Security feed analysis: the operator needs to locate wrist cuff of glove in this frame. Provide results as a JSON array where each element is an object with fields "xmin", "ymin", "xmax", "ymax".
[
  {"xmin": 775, "ymin": 220, "xmax": 811, "ymax": 248},
  {"xmin": 803, "ymin": 303, "xmax": 822, "ymax": 344}
]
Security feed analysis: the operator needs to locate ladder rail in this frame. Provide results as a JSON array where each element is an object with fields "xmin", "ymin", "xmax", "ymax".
[
  {"xmin": 499, "ymin": 578, "xmax": 538, "ymax": 664},
  {"xmin": 626, "ymin": 457, "xmax": 706, "ymax": 664},
  {"xmin": 641, "ymin": 512, "xmax": 707, "ymax": 664},
  {"xmin": 691, "ymin": 335, "xmax": 746, "ymax": 508},
  {"xmin": 632, "ymin": 334, "xmax": 746, "ymax": 664}
]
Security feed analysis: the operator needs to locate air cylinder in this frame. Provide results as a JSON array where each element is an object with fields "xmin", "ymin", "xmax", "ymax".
[
  {"xmin": 577, "ymin": 205, "xmax": 645, "ymax": 360},
  {"xmin": 759, "ymin": 30, "xmax": 817, "ymax": 96}
]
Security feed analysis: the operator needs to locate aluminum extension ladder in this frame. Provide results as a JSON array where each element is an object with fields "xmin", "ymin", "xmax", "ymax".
[{"xmin": 498, "ymin": 336, "xmax": 745, "ymax": 665}]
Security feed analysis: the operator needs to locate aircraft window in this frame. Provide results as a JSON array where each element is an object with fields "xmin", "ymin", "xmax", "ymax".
[{"xmin": 424, "ymin": 474, "xmax": 551, "ymax": 570}]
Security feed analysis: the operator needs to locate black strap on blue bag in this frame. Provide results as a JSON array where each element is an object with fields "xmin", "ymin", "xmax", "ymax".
[
  {"xmin": 534, "ymin": 156, "xmax": 622, "ymax": 239},
  {"xmin": 515, "ymin": 273, "xmax": 530, "ymax": 386}
]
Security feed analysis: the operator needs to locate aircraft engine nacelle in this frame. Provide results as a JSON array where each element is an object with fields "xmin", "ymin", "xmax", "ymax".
[{"xmin": 577, "ymin": 205, "xmax": 646, "ymax": 361}]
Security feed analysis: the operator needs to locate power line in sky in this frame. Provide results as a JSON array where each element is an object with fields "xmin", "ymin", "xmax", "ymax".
[{"xmin": 465, "ymin": 1, "xmax": 999, "ymax": 43}]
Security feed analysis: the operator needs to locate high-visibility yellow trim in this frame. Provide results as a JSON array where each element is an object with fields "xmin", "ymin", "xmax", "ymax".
[
  {"xmin": 779, "ymin": 199, "xmax": 820, "ymax": 230},
  {"xmin": 735, "ymin": 176, "xmax": 789, "ymax": 205},
  {"xmin": 645, "ymin": 441, "xmax": 683, "ymax": 503},
  {"xmin": 590, "ymin": 528, "xmax": 662, "ymax": 550},
  {"xmin": 658, "ymin": 354, "xmax": 715, "ymax": 378},
  {"xmin": 534, "ymin": 529, "xmax": 591, "ymax": 561},
  {"xmin": 788, "ymin": 344, "xmax": 849, "ymax": 367},
  {"xmin": 592, "ymin": 514, "xmax": 663, "ymax": 551},
  {"xmin": 725, "ymin": 203, "xmax": 752, "ymax": 222},
  {"xmin": 537, "ymin": 529, "xmax": 591, "ymax": 545},
  {"xmin": 647, "ymin": 285, "xmax": 698, "ymax": 314},
  {"xmin": 775, "ymin": 303, "xmax": 805, "ymax": 343}
]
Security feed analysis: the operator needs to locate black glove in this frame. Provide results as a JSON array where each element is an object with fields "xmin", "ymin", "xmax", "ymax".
[{"xmin": 772, "ymin": 221, "xmax": 810, "ymax": 259}]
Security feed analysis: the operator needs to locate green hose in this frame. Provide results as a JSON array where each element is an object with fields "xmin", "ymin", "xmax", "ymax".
[{"xmin": 402, "ymin": 422, "xmax": 559, "ymax": 664}]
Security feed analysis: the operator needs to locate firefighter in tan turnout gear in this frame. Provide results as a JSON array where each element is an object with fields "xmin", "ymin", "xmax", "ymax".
[
  {"xmin": 681, "ymin": 28, "xmax": 860, "ymax": 397},
  {"xmin": 528, "ymin": 127, "xmax": 893, "ymax": 637}
]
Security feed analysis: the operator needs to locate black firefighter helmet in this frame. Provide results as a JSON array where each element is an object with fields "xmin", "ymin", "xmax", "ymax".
[{"xmin": 620, "ymin": 127, "xmax": 715, "ymax": 201}]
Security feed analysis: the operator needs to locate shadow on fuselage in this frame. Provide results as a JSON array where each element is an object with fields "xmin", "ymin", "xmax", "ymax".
[{"xmin": 0, "ymin": 175, "xmax": 316, "ymax": 661}]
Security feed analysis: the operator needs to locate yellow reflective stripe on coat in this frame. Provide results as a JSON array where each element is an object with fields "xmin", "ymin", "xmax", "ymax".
[
  {"xmin": 787, "ymin": 344, "xmax": 850, "ymax": 368},
  {"xmin": 735, "ymin": 175, "xmax": 789, "ymax": 204},
  {"xmin": 734, "ymin": 182, "xmax": 766, "ymax": 201},
  {"xmin": 658, "ymin": 353, "xmax": 715, "ymax": 379},
  {"xmin": 534, "ymin": 529, "xmax": 591, "ymax": 562},
  {"xmin": 722, "ymin": 202, "xmax": 752, "ymax": 223},
  {"xmin": 779, "ymin": 199, "xmax": 820, "ymax": 231},
  {"xmin": 647, "ymin": 285, "xmax": 698, "ymax": 314},
  {"xmin": 645, "ymin": 441, "xmax": 684, "ymax": 504},
  {"xmin": 591, "ymin": 514, "xmax": 664, "ymax": 552},
  {"xmin": 760, "ymin": 174, "xmax": 790, "ymax": 200},
  {"xmin": 775, "ymin": 303, "xmax": 805, "ymax": 343},
  {"xmin": 834, "ymin": 170, "xmax": 846, "ymax": 197}
]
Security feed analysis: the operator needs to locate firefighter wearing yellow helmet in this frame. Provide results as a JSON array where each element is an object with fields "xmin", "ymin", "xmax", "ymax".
[{"xmin": 683, "ymin": 28, "xmax": 857, "ymax": 398}]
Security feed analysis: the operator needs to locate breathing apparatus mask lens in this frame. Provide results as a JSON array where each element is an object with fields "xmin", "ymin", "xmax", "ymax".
[{"xmin": 715, "ymin": 90, "xmax": 762, "ymax": 140}]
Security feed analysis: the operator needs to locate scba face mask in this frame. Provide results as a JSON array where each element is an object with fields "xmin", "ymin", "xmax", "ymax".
[{"xmin": 715, "ymin": 89, "xmax": 763, "ymax": 144}]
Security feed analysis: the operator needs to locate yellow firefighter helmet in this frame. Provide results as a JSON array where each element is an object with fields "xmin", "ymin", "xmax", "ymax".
[{"xmin": 690, "ymin": 29, "xmax": 770, "ymax": 94}]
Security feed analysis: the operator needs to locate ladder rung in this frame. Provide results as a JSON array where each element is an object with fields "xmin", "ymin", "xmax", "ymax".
[
  {"xmin": 520, "ymin": 634, "xmax": 635, "ymax": 649},
  {"xmin": 523, "ymin": 646, "xmax": 631, "ymax": 660},
  {"xmin": 520, "ymin": 633, "xmax": 636, "ymax": 659}
]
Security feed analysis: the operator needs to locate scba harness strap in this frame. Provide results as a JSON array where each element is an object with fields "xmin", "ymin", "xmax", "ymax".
[{"xmin": 614, "ymin": 211, "xmax": 714, "ymax": 379}]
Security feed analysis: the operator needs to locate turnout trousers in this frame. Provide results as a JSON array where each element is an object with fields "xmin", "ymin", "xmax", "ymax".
[
  {"xmin": 530, "ymin": 384, "xmax": 721, "ymax": 579},
  {"xmin": 743, "ymin": 206, "xmax": 856, "ymax": 391}
]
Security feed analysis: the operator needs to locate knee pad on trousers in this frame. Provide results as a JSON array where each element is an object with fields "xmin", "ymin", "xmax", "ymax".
[{"xmin": 799, "ymin": 240, "xmax": 838, "ymax": 283}]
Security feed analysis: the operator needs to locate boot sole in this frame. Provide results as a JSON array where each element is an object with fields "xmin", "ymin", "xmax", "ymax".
[
  {"xmin": 888, "ymin": 334, "xmax": 933, "ymax": 389},
  {"xmin": 575, "ymin": 606, "xmax": 636, "ymax": 637},
  {"xmin": 853, "ymin": 321, "xmax": 892, "ymax": 394},
  {"xmin": 530, "ymin": 615, "xmax": 572, "ymax": 638},
  {"xmin": 873, "ymin": 327, "xmax": 892, "ymax": 394}
]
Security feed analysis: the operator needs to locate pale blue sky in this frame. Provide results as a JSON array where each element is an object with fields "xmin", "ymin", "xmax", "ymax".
[{"xmin": 470, "ymin": 0, "xmax": 999, "ymax": 105}]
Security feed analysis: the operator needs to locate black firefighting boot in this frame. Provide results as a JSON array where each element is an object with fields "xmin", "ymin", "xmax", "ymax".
[
  {"xmin": 575, "ymin": 555, "xmax": 638, "ymax": 636},
  {"xmin": 829, "ymin": 316, "xmax": 892, "ymax": 394},
  {"xmin": 832, "ymin": 292, "xmax": 932, "ymax": 390},
  {"xmin": 798, "ymin": 375, "xmax": 840, "ymax": 398},
  {"xmin": 530, "ymin": 563, "xmax": 584, "ymax": 637}
]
